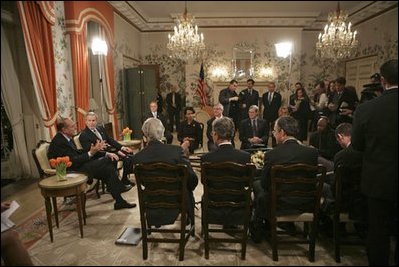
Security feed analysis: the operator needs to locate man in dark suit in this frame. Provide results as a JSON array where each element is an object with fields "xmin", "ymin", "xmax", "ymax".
[
  {"xmin": 351, "ymin": 59, "xmax": 398, "ymax": 266},
  {"xmin": 156, "ymin": 91, "xmax": 163, "ymax": 114},
  {"xmin": 219, "ymin": 79, "xmax": 239, "ymax": 130},
  {"xmin": 238, "ymin": 79, "xmax": 259, "ymax": 121},
  {"xmin": 201, "ymin": 116, "xmax": 251, "ymax": 227},
  {"xmin": 202, "ymin": 116, "xmax": 250, "ymax": 163},
  {"xmin": 261, "ymin": 81, "xmax": 282, "ymax": 147},
  {"xmin": 333, "ymin": 123, "xmax": 366, "ymax": 222},
  {"xmin": 309, "ymin": 116, "xmax": 341, "ymax": 161},
  {"xmin": 79, "ymin": 112, "xmax": 135, "ymax": 186},
  {"xmin": 166, "ymin": 86, "xmax": 182, "ymax": 132},
  {"xmin": 143, "ymin": 101, "xmax": 173, "ymax": 144},
  {"xmin": 48, "ymin": 117, "xmax": 136, "ymax": 210},
  {"xmin": 239, "ymin": 105, "xmax": 269, "ymax": 149},
  {"xmin": 206, "ymin": 103, "xmax": 224, "ymax": 152},
  {"xmin": 133, "ymin": 118, "xmax": 198, "ymax": 226},
  {"xmin": 251, "ymin": 116, "xmax": 318, "ymax": 243}
]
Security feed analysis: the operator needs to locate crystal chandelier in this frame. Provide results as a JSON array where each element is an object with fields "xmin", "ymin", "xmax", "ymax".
[
  {"xmin": 167, "ymin": 1, "xmax": 205, "ymax": 61},
  {"xmin": 316, "ymin": 2, "xmax": 358, "ymax": 61}
]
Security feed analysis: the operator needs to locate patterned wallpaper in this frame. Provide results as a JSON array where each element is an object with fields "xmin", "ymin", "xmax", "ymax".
[{"xmin": 52, "ymin": 1, "xmax": 74, "ymax": 118}]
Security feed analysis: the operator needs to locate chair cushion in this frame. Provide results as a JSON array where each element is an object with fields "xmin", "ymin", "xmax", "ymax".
[{"xmin": 35, "ymin": 143, "xmax": 53, "ymax": 171}]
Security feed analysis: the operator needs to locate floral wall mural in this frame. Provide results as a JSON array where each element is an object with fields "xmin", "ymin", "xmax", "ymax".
[{"xmin": 52, "ymin": 1, "xmax": 74, "ymax": 118}]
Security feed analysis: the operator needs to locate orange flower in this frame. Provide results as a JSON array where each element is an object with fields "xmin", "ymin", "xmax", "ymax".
[
  {"xmin": 121, "ymin": 127, "xmax": 133, "ymax": 136},
  {"xmin": 49, "ymin": 156, "xmax": 72, "ymax": 169}
]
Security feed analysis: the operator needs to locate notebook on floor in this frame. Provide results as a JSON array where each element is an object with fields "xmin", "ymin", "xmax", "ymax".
[{"xmin": 115, "ymin": 227, "xmax": 142, "ymax": 246}]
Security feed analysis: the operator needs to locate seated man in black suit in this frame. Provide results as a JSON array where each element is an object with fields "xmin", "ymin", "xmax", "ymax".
[
  {"xmin": 79, "ymin": 112, "xmax": 135, "ymax": 186},
  {"xmin": 250, "ymin": 116, "xmax": 318, "ymax": 243},
  {"xmin": 239, "ymin": 105, "xmax": 269, "ymax": 149},
  {"xmin": 48, "ymin": 117, "xmax": 136, "ymax": 210},
  {"xmin": 132, "ymin": 118, "xmax": 198, "ymax": 225},
  {"xmin": 206, "ymin": 103, "xmax": 224, "ymax": 152},
  {"xmin": 309, "ymin": 116, "xmax": 341, "ymax": 161},
  {"xmin": 334, "ymin": 123, "xmax": 366, "ymax": 223},
  {"xmin": 201, "ymin": 116, "xmax": 251, "ymax": 228},
  {"xmin": 143, "ymin": 101, "xmax": 173, "ymax": 144}
]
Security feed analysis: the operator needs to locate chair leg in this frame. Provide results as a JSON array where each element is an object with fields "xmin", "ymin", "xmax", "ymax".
[
  {"xmin": 142, "ymin": 230, "xmax": 148, "ymax": 260},
  {"xmin": 334, "ymin": 216, "xmax": 341, "ymax": 263},
  {"xmin": 95, "ymin": 182, "xmax": 101, "ymax": 199},
  {"xmin": 204, "ymin": 223, "xmax": 210, "ymax": 259},
  {"xmin": 101, "ymin": 180, "xmax": 105, "ymax": 193},
  {"xmin": 308, "ymin": 222, "xmax": 317, "ymax": 262},
  {"xmin": 271, "ymin": 221, "xmax": 278, "ymax": 261}
]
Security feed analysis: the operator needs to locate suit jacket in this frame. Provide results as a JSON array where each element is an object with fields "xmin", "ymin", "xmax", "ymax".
[
  {"xmin": 333, "ymin": 144, "xmax": 366, "ymax": 220},
  {"xmin": 309, "ymin": 129, "xmax": 341, "ymax": 160},
  {"xmin": 262, "ymin": 91, "xmax": 282, "ymax": 121},
  {"xmin": 206, "ymin": 117, "xmax": 217, "ymax": 151},
  {"xmin": 165, "ymin": 92, "xmax": 182, "ymax": 112},
  {"xmin": 351, "ymin": 88, "xmax": 398, "ymax": 201},
  {"xmin": 239, "ymin": 118, "xmax": 269, "ymax": 149},
  {"xmin": 261, "ymin": 139, "xmax": 319, "ymax": 214},
  {"xmin": 219, "ymin": 88, "xmax": 238, "ymax": 117},
  {"xmin": 335, "ymin": 88, "xmax": 359, "ymax": 125},
  {"xmin": 156, "ymin": 93, "xmax": 164, "ymax": 113},
  {"xmin": 201, "ymin": 144, "xmax": 251, "ymax": 224},
  {"xmin": 143, "ymin": 111, "xmax": 168, "ymax": 128},
  {"xmin": 132, "ymin": 140, "xmax": 198, "ymax": 225},
  {"xmin": 79, "ymin": 126, "xmax": 122, "ymax": 159},
  {"xmin": 238, "ymin": 88, "xmax": 259, "ymax": 115}
]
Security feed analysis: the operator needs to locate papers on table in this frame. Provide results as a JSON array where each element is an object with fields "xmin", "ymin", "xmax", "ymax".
[{"xmin": 1, "ymin": 201, "xmax": 19, "ymax": 232}]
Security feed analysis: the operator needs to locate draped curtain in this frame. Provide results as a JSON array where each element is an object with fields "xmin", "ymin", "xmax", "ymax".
[
  {"xmin": 17, "ymin": 1, "xmax": 57, "ymax": 137},
  {"xmin": 1, "ymin": 25, "xmax": 33, "ymax": 178}
]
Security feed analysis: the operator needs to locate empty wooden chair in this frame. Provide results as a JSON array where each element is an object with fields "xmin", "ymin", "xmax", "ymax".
[
  {"xmin": 268, "ymin": 163, "xmax": 326, "ymax": 262},
  {"xmin": 135, "ymin": 162, "xmax": 195, "ymax": 261},
  {"xmin": 201, "ymin": 162, "xmax": 255, "ymax": 260}
]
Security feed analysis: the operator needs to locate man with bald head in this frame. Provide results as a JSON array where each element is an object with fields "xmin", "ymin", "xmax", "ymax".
[{"xmin": 309, "ymin": 117, "xmax": 340, "ymax": 161}]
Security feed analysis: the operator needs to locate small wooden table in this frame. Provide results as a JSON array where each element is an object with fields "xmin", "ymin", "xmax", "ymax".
[
  {"xmin": 119, "ymin": 139, "xmax": 142, "ymax": 151},
  {"xmin": 38, "ymin": 173, "xmax": 88, "ymax": 242}
]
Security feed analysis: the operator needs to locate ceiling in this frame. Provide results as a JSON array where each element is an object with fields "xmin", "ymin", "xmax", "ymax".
[{"xmin": 110, "ymin": 1, "xmax": 398, "ymax": 32}]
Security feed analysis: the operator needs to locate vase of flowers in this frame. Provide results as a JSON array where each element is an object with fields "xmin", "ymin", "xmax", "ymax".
[
  {"xmin": 121, "ymin": 127, "xmax": 132, "ymax": 141},
  {"xmin": 50, "ymin": 156, "xmax": 72, "ymax": 181},
  {"xmin": 250, "ymin": 150, "xmax": 265, "ymax": 169}
]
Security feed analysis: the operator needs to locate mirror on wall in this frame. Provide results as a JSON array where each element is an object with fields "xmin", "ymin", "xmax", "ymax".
[{"xmin": 232, "ymin": 42, "xmax": 254, "ymax": 80}]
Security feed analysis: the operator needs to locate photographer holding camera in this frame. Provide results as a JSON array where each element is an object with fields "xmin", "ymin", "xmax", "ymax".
[{"xmin": 360, "ymin": 73, "xmax": 384, "ymax": 104}]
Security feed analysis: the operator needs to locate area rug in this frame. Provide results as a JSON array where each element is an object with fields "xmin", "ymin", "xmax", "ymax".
[{"xmin": 26, "ymin": 185, "xmax": 368, "ymax": 266}]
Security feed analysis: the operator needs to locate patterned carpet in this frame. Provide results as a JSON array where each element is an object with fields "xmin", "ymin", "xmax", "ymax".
[{"xmin": 26, "ymin": 179, "xmax": 368, "ymax": 266}]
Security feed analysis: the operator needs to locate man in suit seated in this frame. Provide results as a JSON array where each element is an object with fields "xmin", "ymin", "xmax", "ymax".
[
  {"xmin": 79, "ymin": 112, "xmax": 135, "ymax": 186},
  {"xmin": 143, "ymin": 101, "xmax": 173, "ymax": 144},
  {"xmin": 132, "ymin": 118, "xmax": 198, "ymax": 226},
  {"xmin": 250, "ymin": 116, "xmax": 318, "ymax": 243},
  {"xmin": 48, "ymin": 117, "xmax": 136, "ymax": 210},
  {"xmin": 239, "ymin": 105, "xmax": 269, "ymax": 149},
  {"xmin": 309, "ymin": 116, "xmax": 341, "ymax": 161},
  {"xmin": 201, "ymin": 116, "xmax": 251, "ymax": 228},
  {"xmin": 206, "ymin": 103, "xmax": 224, "ymax": 152}
]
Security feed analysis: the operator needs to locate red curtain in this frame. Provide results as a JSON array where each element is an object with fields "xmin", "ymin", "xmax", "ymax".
[{"xmin": 17, "ymin": 1, "xmax": 57, "ymax": 137}]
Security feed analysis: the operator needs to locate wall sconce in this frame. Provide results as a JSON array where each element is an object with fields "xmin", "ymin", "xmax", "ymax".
[
  {"xmin": 258, "ymin": 67, "xmax": 274, "ymax": 79},
  {"xmin": 211, "ymin": 66, "xmax": 229, "ymax": 81}
]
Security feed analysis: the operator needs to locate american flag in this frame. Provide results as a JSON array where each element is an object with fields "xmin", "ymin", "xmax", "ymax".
[{"xmin": 196, "ymin": 63, "xmax": 208, "ymax": 106}]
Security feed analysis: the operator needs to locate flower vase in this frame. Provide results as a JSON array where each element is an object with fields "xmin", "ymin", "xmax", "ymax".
[
  {"xmin": 56, "ymin": 166, "xmax": 67, "ymax": 181},
  {"xmin": 123, "ymin": 133, "xmax": 131, "ymax": 141}
]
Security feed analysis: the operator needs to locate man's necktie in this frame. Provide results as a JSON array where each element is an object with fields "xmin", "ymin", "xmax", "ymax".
[
  {"xmin": 252, "ymin": 119, "xmax": 257, "ymax": 136},
  {"xmin": 69, "ymin": 139, "xmax": 77, "ymax": 149},
  {"xmin": 92, "ymin": 128, "xmax": 102, "ymax": 140},
  {"xmin": 268, "ymin": 93, "xmax": 272, "ymax": 104}
]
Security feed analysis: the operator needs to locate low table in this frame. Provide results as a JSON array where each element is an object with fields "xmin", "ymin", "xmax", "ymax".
[
  {"xmin": 118, "ymin": 139, "xmax": 142, "ymax": 151},
  {"xmin": 38, "ymin": 173, "xmax": 88, "ymax": 242}
]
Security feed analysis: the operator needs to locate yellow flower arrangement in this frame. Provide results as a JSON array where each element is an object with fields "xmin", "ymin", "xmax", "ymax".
[
  {"xmin": 121, "ymin": 127, "xmax": 133, "ymax": 141},
  {"xmin": 49, "ymin": 156, "xmax": 72, "ymax": 181},
  {"xmin": 250, "ymin": 151, "xmax": 265, "ymax": 169}
]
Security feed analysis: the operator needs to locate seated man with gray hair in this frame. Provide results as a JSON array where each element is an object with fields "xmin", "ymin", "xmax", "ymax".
[
  {"xmin": 132, "ymin": 118, "xmax": 198, "ymax": 224},
  {"xmin": 239, "ymin": 105, "xmax": 269, "ymax": 149}
]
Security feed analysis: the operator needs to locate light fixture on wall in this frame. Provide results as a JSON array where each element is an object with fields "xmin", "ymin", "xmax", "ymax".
[
  {"xmin": 275, "ymin": 42, "xmax": 293, "ymax": 90},
  {"xmin": 91, "ymin": 37, "xmax": 108, "ymax": 125},
  {"xmin": 167, "ymin": 1, "xmax": 205, "ymax": 61},
  {"xmin": 315, "ymin": 2, "xmax": 358, "ymax": 61}
]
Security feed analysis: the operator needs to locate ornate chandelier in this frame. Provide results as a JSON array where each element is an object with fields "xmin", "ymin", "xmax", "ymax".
[
  {"xmin": 167, "ymin": 1, "xmax": 205, "ymax": 61},
  {"xmin": 316, "ymin": 2, "xmax": 358, "ymax": 61}
]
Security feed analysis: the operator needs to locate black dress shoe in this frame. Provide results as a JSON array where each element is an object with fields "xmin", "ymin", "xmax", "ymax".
[
  {"xmin": 122, "ymin": 179, "xmax": 136, "ymax": 187},
  {"xmin": 121, "ymin": 184, "xmax": 133, "ymax": 193},
  {"xmin": 114, "ymin": 201, "xmax": 137, "ymax": 210}
]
